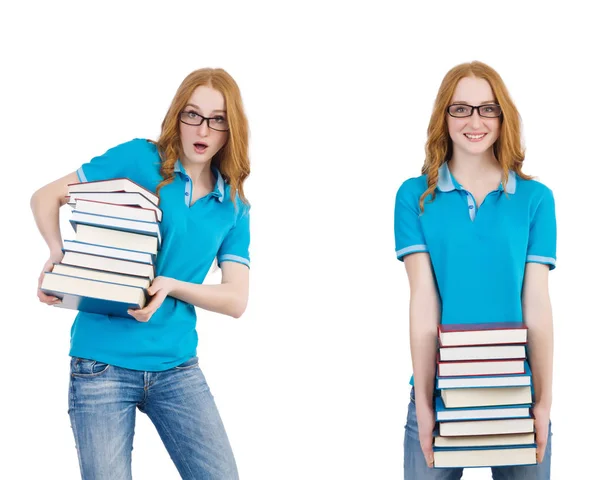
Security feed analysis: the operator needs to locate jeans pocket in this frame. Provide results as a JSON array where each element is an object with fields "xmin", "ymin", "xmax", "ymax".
[
  {"xmin": 70, "ymin": 357, "xmax": 111, "ymax": 377},
  {"xmin": 174, "ymin": 356, "xmax": 199, "ymax": 370}
]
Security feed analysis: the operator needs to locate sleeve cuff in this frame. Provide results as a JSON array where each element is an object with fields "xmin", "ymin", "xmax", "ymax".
[
  {"xmin": 76, "ymin": 166, "xmax": 87, "ymax": 183},
  {"xmin": 526, "ymin": 255, "xmax": 556, "ymax": 270},
  {"xmin": 218, "ymin": 254, "xmax": 250, "ymax": 268},
  {"xmin": 396, "ymin": 244, "xmax": 428, "ymax": 262}
]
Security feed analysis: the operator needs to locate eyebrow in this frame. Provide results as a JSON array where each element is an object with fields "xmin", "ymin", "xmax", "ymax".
[
  {"xmin": 452, "ymin": 100, "xmax": 497, "ymax": 105},
  {"xmin": 185, "ymin": 103, "xmax": 227, "ymax": 114}
]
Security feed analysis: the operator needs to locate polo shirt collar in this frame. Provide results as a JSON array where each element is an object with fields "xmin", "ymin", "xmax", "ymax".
[
  {"xmin": 436, "ymin": 162, "xmax": 516, "ymax": 194},
  {"xmin": 174, "ymin": 160, "xmax": 225, "ymax": 202}
]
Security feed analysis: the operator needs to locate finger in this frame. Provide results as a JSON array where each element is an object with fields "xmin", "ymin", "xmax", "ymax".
[{"xmin": 421, "ymin": 446, "xmax": 434, "ymax": 468}]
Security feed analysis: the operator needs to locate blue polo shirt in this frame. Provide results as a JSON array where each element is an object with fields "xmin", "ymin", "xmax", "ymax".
[
  {"xmin": 394, "ymin": 162, "xmax": 556, "ymax": 383},
  {"xmin": 68, "ymin": 138, "xmax": 250, "ymax": 371}
]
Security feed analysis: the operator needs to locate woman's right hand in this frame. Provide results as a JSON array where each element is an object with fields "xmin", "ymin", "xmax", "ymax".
[
  {"xmin": 37, "ymin": 251, "xmax": 64, "ymax": 305},
  {"xmin": 415, "ymin": 401, "xmax": 436, "ymax": 468}
]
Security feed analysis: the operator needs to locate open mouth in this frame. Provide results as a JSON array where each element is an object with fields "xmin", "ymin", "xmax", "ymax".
[
  {"xmin": 194, "ymin": 142, "xmax": 208, "ymax": 154},
  {"xmin": 464, "ymin": 133, "xmax": 486, "ymax": 142}
]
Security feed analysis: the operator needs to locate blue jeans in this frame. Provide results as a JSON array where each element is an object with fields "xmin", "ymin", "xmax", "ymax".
[
  {"xmin": 68, "ymin": 356, "xmax": 238, "ymax": 480},
  {"xmin": 404, "ymin": 389, "xmax": 552, "ymax": 479}
]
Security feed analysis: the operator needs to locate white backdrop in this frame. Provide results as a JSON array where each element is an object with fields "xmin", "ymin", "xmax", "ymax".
[{"xmin": 1, "ymin": 1, "xmax": 598, "ymax": 479}]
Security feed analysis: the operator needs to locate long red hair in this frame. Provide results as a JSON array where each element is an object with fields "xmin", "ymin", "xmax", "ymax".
[
  {"xmin": 419, "ymin": 61, "xmax": 532, "ymax": 212},
  {"xmin": 153, "ymin": 68, "xmax": 250, "ymax": 204}
]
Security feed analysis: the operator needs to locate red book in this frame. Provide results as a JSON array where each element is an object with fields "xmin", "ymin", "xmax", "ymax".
[
  {"xmin": 437, "ymin": 357, "xmax": 526, "ymax": 377},
  {"xmin": 438, "ymin": 322, "xmax": 527, "ymax": 347}
]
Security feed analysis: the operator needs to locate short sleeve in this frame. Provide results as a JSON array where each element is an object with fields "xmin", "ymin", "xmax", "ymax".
[
  {"xmin": 526, "ymin": 187, "xmax": 557, "ymax": 270},
  {"xmin": 217, "ymin": 203, "xmax": 250, "ymax": 268},
  {"xmin": 394, "ymin": 180, "xmax": 428, "ymax": 261},
  {"xmin": 77, "ymin": 139, "xmax": 144, "ymax": 183}
]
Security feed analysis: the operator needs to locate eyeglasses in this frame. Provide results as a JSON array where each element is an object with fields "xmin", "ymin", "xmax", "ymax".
[
  {"xmin": 179, "ymin": 111, "xmax": 229, "ymax": 131},
  {"xmin": 447, "ymin": 104, "xmax": 502, "ymax": 118}
]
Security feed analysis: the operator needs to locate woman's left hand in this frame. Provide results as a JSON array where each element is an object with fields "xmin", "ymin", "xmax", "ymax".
[
  {"xmin": 532, "ymin": 403, "xmax": 551, "ymax": 463},
  {"xmin": 128, "ymin": 276, "xmax": 175, "ymax": 323}
]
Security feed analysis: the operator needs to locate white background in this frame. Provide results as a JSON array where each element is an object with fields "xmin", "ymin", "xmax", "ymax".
[{"xmin": 1, "ymin": 1, "xmax": 598, "ymax": 479}]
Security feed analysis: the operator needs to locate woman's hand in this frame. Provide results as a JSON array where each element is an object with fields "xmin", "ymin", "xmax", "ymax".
[
  {"xmin": 415, "ymin": 400, "xmax": 436, "ymax": 468},
  {"xmin": 37, "ymin": 250, "xmax": 64, "ymax": 305},
  {"xmin": 128, "ymin": 276, "xmax": 175, "ymax": 323},
  {"xmin": 533, "ymin": 403, "xmax": 551, "ymax": 463}
]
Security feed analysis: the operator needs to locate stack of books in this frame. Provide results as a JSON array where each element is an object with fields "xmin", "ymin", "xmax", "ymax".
[
  {"xmin": 432, "ymin": 322, "xmax": 537, "ymax": 469},
  {"xmin": 41, "ymin": 178, "xmax": 163, "ymax": 318}
]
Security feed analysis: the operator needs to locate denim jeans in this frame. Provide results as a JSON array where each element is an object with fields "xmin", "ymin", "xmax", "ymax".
[
  {"xmin": 68, "ymin": 356, "xmax": 238, "ymax": 480},
  {"xmin": 404, "ymin": 389, "xmax": 551, "ymax": 479}
]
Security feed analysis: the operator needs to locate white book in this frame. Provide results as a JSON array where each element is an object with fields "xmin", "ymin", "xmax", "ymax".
[
  {"xmin": 441, "ymin": 386, "xmax": 532, "ymax": 408},
  {"xmin": 67, "ymin": 191, "xmax": 163, "ymax": 221},
  {"xmin": 70, "ymin": 211, "xmax": 161, "ymax": 246},
  {"xmin": 61, "ymin": 251, "xmax": 155, "ymax": 280},
  {"xmin": 52, "ymin": 264, "xmax": 151, "ymax": 289},
  {"xmin": 439, "ymin": 345, "xmax": 526, "ymax": 361},
  {"xmin": 63, "ymin": 240, "xmax": 153, "ymax": 264},
  {"xmin": 439, "ymin": 418, "xmax": 534, "ymax": 437},
  {"xmin": 74, "ymin": 199, "xmax": 159, "ymax": 223},
  {"xmin": 434, "ymin": 432, "xmax": 535, "ymax": 448},
  {"xmin": 433, "ymin": 446, "xmax": 536, "ymax": 468},
  {"xmin": 438, "ymin": 359, "xmax": 525, "ymax": 377},
  {"xmin": 68, "ymin": 178, "xmax": 159, "ymax": 206},
  {"xmin": 74, "ymin": 224, "xmax": 158, "ymax": 256},
  {"xmin": 437, "ymin": 375, "xmax": 532, "ymax": 389}
]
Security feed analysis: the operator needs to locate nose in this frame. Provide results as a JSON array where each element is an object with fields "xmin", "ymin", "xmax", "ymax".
[
  {"xmin": 197, "ymin": 120, "xmax": 210, "ymax": 137},
  {"xmin": 469, "ymin": 109, "xmax": 482, "ymax": 129}
]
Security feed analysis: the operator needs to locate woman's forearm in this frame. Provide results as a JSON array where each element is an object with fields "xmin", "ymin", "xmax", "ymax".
[
  {"xmin": 525, "ymin": 297, "xmax": 554, "ymax": 409},
  {"xmin": 169, "ymin": 279, "xmax": 248, "ymax": 318},
  {"xmin": 409, "ymin": 292, "xmax": 440, "ymax": 405},
  {"xmin": 30, "ymin": 189, "xmax": 63, "ymax": 254}
]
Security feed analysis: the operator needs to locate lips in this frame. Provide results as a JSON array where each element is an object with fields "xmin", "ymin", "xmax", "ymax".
[{"xmin": 193, "ymin": 142, "xmax": 208, "ymax": 154}]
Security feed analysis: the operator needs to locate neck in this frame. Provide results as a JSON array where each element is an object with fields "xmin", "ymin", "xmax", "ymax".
[
  {"xmin": 448, "ymin": 148, "xmax": 500, "ymax": 182},
  {"xmin": 181, "ymin": 160, "xmax": 214, "ymax": 187}
]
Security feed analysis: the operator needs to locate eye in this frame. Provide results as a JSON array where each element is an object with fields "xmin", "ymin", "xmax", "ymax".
[
  {"xmin": 185, "ymin": 111, "xmax": 200, "ymax": 118},
  {"xmin": 213, "ymin": 115, "xmax": 226, "ymax": 123}
]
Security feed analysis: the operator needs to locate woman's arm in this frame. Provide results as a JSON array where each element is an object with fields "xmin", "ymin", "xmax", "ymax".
[
  {"xmin": 30, "ymin": 171, "xmax": 80, "ymax": 303},
  {"xmin": 129, "ymin": 262, "xmax": 249, "ymax": 322},
  {"xmin": 404, "ymin": 252, "xmax": 440, "ymax": 468},
  {"xmin": 522, "ymin": 262, "xmax": 553, "ymax": 462},
  {"xmin": 169, "ymin": 262, "xmax": 249, "ymax": 318},
  {"xmin": 405, "ymin": 252, "xmax": 440, "ymax": 403}
]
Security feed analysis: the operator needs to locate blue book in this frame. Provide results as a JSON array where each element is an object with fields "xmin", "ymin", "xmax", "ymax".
[
  {"xmin": 435, "ymin": 397, "xmax": 531, "ymax": 422},
  {"xmin": 433, "ymin": 444, "xmax": 536, "ymax": 468},
  {"xmin": 437, "ymin": 361, "xmax": 532, "ymax": 389},
  {"xmin": 40, "ymin": 272, "xmax": 147, "ymax": 319}
]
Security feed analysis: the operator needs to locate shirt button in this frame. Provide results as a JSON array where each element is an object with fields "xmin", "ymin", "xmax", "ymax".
[
  {"xmin": 469, "ymin": 205, "xmax": 474, "ymax": 209},
  {"xmin": 185, "ymin": 192, "xmax": 189, "ymax": 196},
  {"xmin": 185, "ymin": 178, "xmax": 190, "ymax": 182}
]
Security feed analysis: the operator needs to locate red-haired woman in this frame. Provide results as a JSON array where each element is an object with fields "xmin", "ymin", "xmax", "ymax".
[
  {"xmin": 31, "ymin": 68, "xmax": 250, "ymax": 479},
  {"xmin": 395, "ymin": 61, "xmax": 555, "ymax": 479}
]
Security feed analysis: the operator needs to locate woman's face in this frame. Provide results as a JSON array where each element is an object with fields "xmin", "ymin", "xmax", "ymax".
[
  {"xmin": 179, "ymin": 85, "xmax": 229, "ymax": 167},
  {"xmin": 447, "ymin": 76, "xmax": 501, "ymax": 157}
]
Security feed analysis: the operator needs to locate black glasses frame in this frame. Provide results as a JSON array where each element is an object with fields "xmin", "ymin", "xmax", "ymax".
[
  {"xmin": 179, "ymin": 111, "xmax": 229, "ymax": 131},
  {"xmin": 446, "ymin": 104, "xmax": 502, "ymax": 118}
]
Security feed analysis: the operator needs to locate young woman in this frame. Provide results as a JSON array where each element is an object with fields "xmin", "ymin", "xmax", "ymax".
[
  {"xmin": 394, "ymin": 61, "xmax": 555, "ymax": 479},
  {"xmin": 31, "ymin": 68, "xmax": 250, "ymax": 480}
]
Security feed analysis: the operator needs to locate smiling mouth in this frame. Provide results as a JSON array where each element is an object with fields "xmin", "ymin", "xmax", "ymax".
[{"xmin": 464, "ymin": 133, "xmax": 486, "ymax": 140}]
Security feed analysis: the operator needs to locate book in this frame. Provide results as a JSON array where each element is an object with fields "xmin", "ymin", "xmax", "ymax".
[
  {"xmin": 433, "ymin": 445, "xmax": 536, "ymax": 468},
  {"xmin": 438, "ymin": 322, "xmax": 527, "ymax": 347},
  {"xmin": 438, "ymin": 358, "xmax": 526, "ymax": 377},
  {"xmin": 437, "ymin": 361, "xmax": 532, "ymax": 389},
  {"xmin": 439, "ymin": 417, "xmax": 534, "ymax": 437},
  {"xmin": 434, "ymin": 397, "xmax": 531, "ymax": 422},
  {"xmin": 63, "ymin": 240, "xmax": 154, "ymax": 265},
  {"xmin": 439, "ymin": 344, "xmax": 526, "ymax": 361},
  {"xmin": 74, "ymin": 199, "xmax": 159, "ymax": 223},
  {"xmin": 68, "ymin": 178, "xmax": 159, "ymax": 206},
  {"xmin": 51, "ymin": 264, "xmax": 151, "ymax": 289},
  {"xmin": 74, "ymin": 224, "xmax": 158, "ymax": 256},
  {"xmin": 441, "ymin": 386, "xmax": 532, "ymax": 408},
  {"xmin": 434, "ymin": 432, "xmax": 535, "ymax": 448},
  {"xmin": 67, "ymin": 191, "xmax": 163, "ymax": 221},
  {"xmin": 40, "ymin": 272, "xmax": 147, "ymax": 318},
  {"xmin": 61, "ymin": 251, "xmax": 155, "ymax": 280},
  {"xmin": 70, "ymin": 211, "xmax": 161, "ymax": 247}
]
